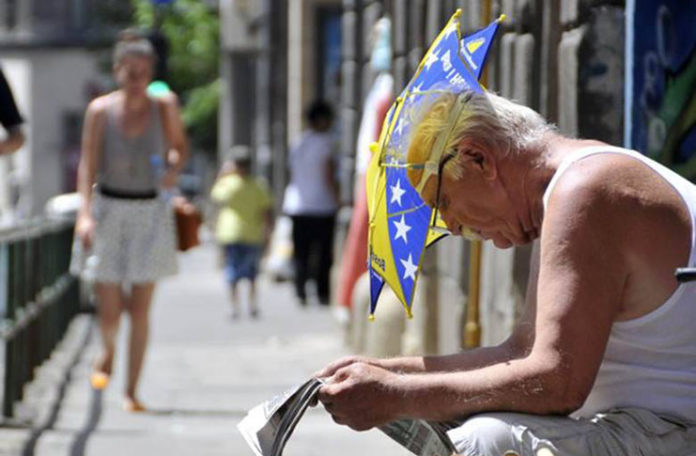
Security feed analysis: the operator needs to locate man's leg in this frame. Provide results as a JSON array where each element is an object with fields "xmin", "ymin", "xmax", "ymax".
[
  {"xmin": 124, "ymin": 282, "xmax": 155, "ymax": 408},
  {"xmin": 224, "ymin": 244, "xmax": 241, "ymax": 318},
  {"xmin": 448, "ymin": 409, "xmax": 695, "ymax": 456},
  {"xmin": 93, "ymin": 282, "xmax": 124, "ymax": 379},
  {"xmin": 315, "ymin": 215, "xmax": 336, "ymax": 305},
  {"xmin": 291, "ymin": 216, "xmax": 311, "ymax": 304}
]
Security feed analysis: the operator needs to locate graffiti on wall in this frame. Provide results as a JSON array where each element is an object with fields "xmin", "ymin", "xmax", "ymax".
[{"xmin": 628, "ymin": 0, "xmax": 696, "ymax": 180}]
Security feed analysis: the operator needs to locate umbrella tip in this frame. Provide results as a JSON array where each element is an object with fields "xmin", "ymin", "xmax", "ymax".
[
  {"xmin": 498, "ymin": 14, "xmax": 507, "ymax": 23},
  {"xmin": 368, "ymin": 314, "xmax": 376, "ymax": 322},
  {"xmin": 406, "ymin": 309, "xmax": 413, "ymax": 319}
]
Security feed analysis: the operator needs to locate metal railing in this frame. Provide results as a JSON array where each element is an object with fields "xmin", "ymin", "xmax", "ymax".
[{"xmin": 0, "ymin": 218, "xmax": 79, "ymax": 418}]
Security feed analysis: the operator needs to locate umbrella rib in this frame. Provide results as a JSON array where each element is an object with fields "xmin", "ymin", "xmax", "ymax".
[
  {"xmin": 382, "ymin": 163, "xmax": 425, "ymax": 169},
  {"xmin": 387, "ymin": 203, "xmax": 428, "ymax": 218}
]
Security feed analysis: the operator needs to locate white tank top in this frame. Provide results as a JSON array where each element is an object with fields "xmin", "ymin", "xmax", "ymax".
[
  {"xmin": 282, "ymin": 130, "xmax": 338, "ymax": 216},
  {"xmin": 542, "ymin": 146, "xmax": 696, "ymax": 423}
]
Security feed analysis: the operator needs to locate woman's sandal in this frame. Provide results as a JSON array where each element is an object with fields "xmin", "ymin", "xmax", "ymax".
[
  {"xmin": 89, "ymin": 371, "xmax": 110, "ymax": 390},
  {"xmin": 123, "ymin": 397, "xmax": 147, "ymax": 413}
]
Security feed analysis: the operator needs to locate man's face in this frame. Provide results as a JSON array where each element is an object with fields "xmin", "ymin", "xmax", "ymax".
[
  {"xmin": 425, "ymin": 156, "xmax": 534, "ymax": 248},
  {"xmin": 114, "ymin": 55, "xmax": 153, "ymax": 96}
]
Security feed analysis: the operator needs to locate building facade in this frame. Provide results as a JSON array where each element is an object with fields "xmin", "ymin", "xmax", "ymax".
[
  {"xmin": 0, "ymin": 0, "xmax": 124, "ymax": 222},
  {"xmin": 219, "ymin": 0, "xmax": 342, "ymax": 207}
]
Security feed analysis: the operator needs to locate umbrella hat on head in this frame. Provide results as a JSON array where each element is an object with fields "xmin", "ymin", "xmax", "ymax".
[{"xmin": 365, "ymin": 9, "xmax": 505, "ymax": 319}]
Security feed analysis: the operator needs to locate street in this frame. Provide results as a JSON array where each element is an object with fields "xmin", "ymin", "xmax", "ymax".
[{"xmin": 1, "ymin": 242, "xmax": 409, "ymax": 456}]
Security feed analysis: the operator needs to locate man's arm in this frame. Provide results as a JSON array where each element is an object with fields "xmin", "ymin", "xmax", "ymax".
[
  {"xmin": 319, "ymin": 174, "xmax": 627, "ymax": 429},
  {"xmin": 316, "ymin": 242, "xmax": 540, "ymax": 379},
  {"xmin": 0, "ymin": 69, "xmax": 25, "ymax": 155},
  {"xmin": 0, "ymin": 127, "xmax": 24, "ymax": 155},
  {"xmin": 325, "ymin": 147, "xmax": 340, "ymax": 205},
  {"xmin": 210, "ymin": 176, "xmax": 234, "ymax": 204}
]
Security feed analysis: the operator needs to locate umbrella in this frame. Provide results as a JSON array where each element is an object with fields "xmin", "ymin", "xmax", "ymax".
[{"xmin": 365, "ymin": 9, "xmax": 505, "ymax": 319}]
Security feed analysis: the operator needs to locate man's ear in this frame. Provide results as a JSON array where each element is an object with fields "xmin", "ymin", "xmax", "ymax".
[{"xmin": 456, "ymin": 139, "xmax": 497, "ymax": 181}]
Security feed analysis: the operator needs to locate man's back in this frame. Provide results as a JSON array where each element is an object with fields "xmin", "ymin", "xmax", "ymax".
[
  {"xmin": 542, "ymin": 145, "xmax": 696, "ymax": 421},
  {"xmin": 283, "ymin": 130, "xmax": 338, "ymax": 216}
]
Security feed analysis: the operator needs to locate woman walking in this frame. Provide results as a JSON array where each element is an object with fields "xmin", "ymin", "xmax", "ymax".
[{"xmin": 72, "ymin": 36, "xmax": 188, "ymax": 412}]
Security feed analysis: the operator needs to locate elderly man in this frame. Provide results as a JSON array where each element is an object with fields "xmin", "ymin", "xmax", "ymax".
[{"xmin": 316, "ymin": 91, "xmax": 696, "ymax": 455}]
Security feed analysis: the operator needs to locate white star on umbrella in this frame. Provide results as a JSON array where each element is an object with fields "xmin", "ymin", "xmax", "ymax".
[
  {"xmin": 443, "ymin": 25, "xmax": 457, "ymax": 38},
  {"xmin": 423, "ymin": 49, "xmax": 439, "ymax": 71},
  {"xmin": 400, "ymin": 254, "xmax": 418, "ymax": 281},
  {"xmin": 390, "ymin": 179, "xmax": 406, "ymax": 206},
  {"xmin": 441, "ymin": 49, "xmax": 452, "ymax": 72},
  {"xmin": 393, "ymin": 214, "xmax": 411, "ymax": 243},
  {"xmin": 394, "ymin": 116, "xmax": 405, "ymax": 137}
]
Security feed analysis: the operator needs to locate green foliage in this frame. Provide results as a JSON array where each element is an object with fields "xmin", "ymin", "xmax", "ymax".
[
  {"xmin": 131, "ymin": 0, "xmax": 220, "ymax": 154},
  {"xmin": 182, "ymin": 79, "xmax": 220, "ymax": 153}
]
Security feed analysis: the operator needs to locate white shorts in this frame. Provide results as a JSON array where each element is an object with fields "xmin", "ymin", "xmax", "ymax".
[
  {"xmin": 447, "ymin": 408, "xmax": 696, "ymax": 456},
  {"xmin": 70, "ymin": 193, "xmax": 178, "ymax": 284}
]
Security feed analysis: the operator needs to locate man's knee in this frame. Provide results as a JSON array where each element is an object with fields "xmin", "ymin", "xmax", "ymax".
[{"xmin": 450, "ymin": 413, "xmax": 519, "ymax": 456}]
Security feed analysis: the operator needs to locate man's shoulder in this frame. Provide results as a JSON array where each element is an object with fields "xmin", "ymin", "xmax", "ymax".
[
  {"xmin": 543, "ymin": 153, "xmax": 648, "ymax": 246},
  {"xmin": 549, "ymin": 152, "xmax": 649, "ymax": 207},
  {"xmin": 214, "ymin": 174, "xmax": 243, "ymax": 191},
  {"xmin": 543, "ymin": 150, "xmax": 689, "ymax": 254},
  {"xmin": 547, "ymin": 155, "xmax": 617, "ymax": 210}
]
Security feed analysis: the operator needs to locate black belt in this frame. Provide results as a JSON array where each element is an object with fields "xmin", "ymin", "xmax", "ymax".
[{"xmin": 99, "ymin": 186, "xmax": 158, "ymax": 200}]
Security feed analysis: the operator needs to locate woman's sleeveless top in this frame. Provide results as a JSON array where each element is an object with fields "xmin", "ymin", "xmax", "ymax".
[{"xmin": 97, "ymin": 95, "xmax": 166, "ymax": 193}]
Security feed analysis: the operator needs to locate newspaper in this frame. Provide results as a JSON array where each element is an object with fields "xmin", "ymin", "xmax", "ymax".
[{"xmin": 237, "ymin": 378, "xmax": 458, "ymax": 456}]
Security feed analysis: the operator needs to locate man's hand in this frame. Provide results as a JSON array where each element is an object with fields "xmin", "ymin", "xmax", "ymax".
[
  {"xmin": 314, "ymin": 355, "xmax": 382, "ymax": 379},
  {"xmin": 75, "ymin": 213, "xmax": 96, "ymax": 249},
  {"xmin": 318, "ymin": 362, "xmax": 402, "ymax": 431},
  {"xmin": 0, "ymin": 130, "xmax": 25, "ymax": 156}
]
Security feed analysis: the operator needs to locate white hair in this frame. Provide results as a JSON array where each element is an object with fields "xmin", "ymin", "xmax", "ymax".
[
  {"xmin": 406, "ymin": 90, "xmax": 555, "ymax": 188},
  {"xmin": 457, "ymin": 91, "xmax": 554, "ymax": 157}
]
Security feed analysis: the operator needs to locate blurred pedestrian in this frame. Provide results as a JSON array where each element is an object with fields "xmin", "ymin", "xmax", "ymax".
[
  {"xmin": 282, "ymin": 101, "xmax": 339, "ymax": 306},
  {"xmin": 0, "ymin": 67, "xmax": 25, "ymax": 155},
  {"xmin": 211, "ymin": 146, "xmax": 273, "ymax": 319},
  {"xmin": 71, "ymin": 35, "xmax": 189, "ymax": 412}
]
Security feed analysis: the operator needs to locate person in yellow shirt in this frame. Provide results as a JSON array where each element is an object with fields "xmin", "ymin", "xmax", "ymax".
[{"xmin": 211, "ymin": 146, "xmax": 273, "ymax": 318}]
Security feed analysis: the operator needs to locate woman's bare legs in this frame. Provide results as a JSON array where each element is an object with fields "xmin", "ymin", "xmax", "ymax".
[
  {"xmin": 124, "ymin": 282, "xmax": 155, "ymax": 405},
  {"xmin": 94, "ymin": 282, "xmax": 124, "ymax": 377}
]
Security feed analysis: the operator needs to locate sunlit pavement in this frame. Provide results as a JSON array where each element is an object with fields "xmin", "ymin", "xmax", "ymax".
[{"xmin": 0, "ymin": 242, "xmax": 409, "ymax": 456}]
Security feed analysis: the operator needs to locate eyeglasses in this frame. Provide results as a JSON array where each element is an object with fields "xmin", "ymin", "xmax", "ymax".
[
  {"xmin": 428, "ymin": 152, "xmax": 482, "ymax": 241},
  {"xmin": 429, "ymin": 152, "xmax": 456, "ymax": 235}
]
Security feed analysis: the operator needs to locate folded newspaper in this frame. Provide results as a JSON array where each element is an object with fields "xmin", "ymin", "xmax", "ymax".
[{"xmin": 237, "ymin": 378, "xmax": 459, "ymax": 456}]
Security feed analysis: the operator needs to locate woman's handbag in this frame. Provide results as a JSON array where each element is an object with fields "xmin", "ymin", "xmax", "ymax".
[{"xmin": 172, "ymin": 196, "xmax": 202, "ymax": 251}]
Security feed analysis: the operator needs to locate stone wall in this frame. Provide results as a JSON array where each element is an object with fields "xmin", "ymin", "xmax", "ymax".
[{"xmin": 341, "ymin": 0, "xmax": 625, "ymax": 352}]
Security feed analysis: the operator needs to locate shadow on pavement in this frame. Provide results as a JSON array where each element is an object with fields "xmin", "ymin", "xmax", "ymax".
[
  {"xmin": 21, "ymin": 319, "xmax": 94, "ymax": 456},
  {"xmin": 69, "ymin": 387, "xmax": 103, "ymax": 456}
]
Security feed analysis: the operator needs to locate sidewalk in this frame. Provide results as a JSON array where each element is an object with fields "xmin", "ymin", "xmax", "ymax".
[{"xmin": 1, "ymin": 242, "xmax": 409, "ymax": 456}]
